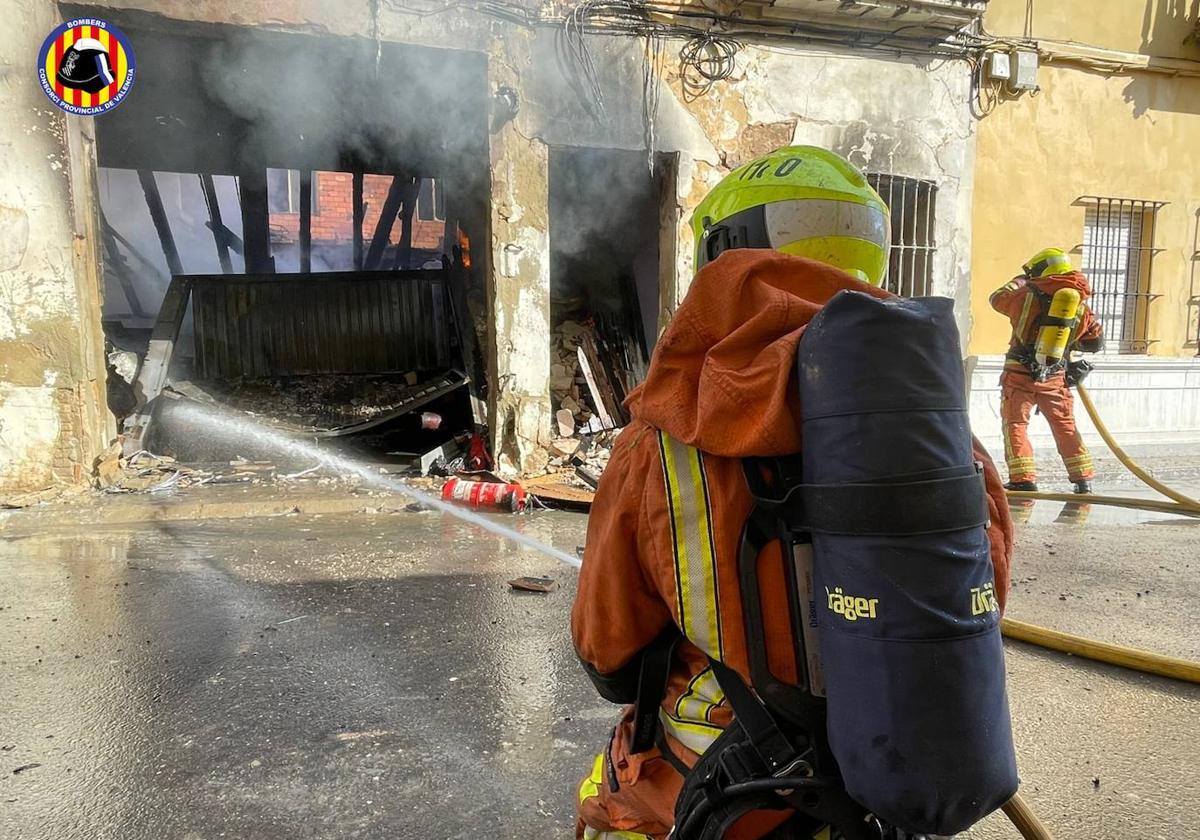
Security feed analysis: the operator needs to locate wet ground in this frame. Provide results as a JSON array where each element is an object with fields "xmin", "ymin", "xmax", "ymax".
[{"xmin": 2, "ymin": 488, "xmax": 1198, "ymax": 839}]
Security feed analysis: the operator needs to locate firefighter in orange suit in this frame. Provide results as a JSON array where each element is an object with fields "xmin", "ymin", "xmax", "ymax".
[
  {"xmin": 990, "ymin": 249, "xmax": 1104, "ymax": 494},
  {"xmin": 570, "ymin": 147, "xmax": 1015, "ymax": 840}
]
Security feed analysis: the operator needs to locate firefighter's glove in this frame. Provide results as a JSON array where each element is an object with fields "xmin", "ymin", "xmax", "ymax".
[{"xmin": 1066, "ymin": 359, "xmax": 1094, "ymax": 387}]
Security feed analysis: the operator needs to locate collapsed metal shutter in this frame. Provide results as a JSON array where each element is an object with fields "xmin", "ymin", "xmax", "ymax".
[{"xmin": 190, "ymin": 270, "xmax": 452, "ymax": 379}]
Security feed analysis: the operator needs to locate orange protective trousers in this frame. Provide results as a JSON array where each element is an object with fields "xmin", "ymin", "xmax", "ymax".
[{"xmin": 1000, "ymin": 370, "xmax": 1095, "ymax": 483}]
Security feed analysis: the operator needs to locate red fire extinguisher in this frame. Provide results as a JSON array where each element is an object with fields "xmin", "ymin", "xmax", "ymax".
[{"xmin": 441, "ymin": 477, "xmax": 527, "ymax": 512}]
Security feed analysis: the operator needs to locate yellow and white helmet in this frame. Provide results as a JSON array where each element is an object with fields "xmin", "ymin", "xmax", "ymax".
[
  {"xmin": 690, "ymin": 146, "xmax": 891, "ymax": 286},
  {"xmin": 1022, "ymin": 248, "xmax": 1073, "ymax": 279}
]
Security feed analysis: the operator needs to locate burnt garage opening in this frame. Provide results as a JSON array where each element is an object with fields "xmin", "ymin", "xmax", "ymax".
[
  {"xmin": 83, "ymin": 8, "xmax": 491, "ymax": 471},
  {"xmin": 548, "ymin": 147, "xmax": 669, "ymax": 433}
]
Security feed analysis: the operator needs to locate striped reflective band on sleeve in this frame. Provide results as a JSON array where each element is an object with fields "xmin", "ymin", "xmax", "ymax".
[
  {"xmin": 658, "ymin": 431, "xmax": 723, "ymax": 660},
  {"xmin": 583, "ymin": 828, "xmax": 655, "ymax": 840},
  {"xmin": 578, "ymin": 752, "xmax": 605, "ymax": 805},
  {"xmin": 674, "ymin": 667, "xmax": 725, "ymax": 724},
  {"xmin": 990, "ymin": 279, "xmax": 1020, "ymax": 304},
  {"xmin": 658, "ymin": 708, "xmax": 724, "ymax": 755},
  {"xmin": 1015, "ymin": 291, "xmax": 1035, "ymax": 341}
]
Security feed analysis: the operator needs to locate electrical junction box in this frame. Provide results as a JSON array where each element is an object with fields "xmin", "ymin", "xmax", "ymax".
[
  {"xmin": 987, "ymin": 51, "xmax": 1012, "ymax": 81},
  {"xmin": 1008, "ymin": 48, "xmax": 1039, "ymax": 92}
]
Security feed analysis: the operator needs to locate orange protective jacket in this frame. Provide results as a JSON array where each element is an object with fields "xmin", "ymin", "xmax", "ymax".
[
  {"xmin": 989, "ymin": 271, "xmax": 1103, "ymax": 375},
  {"xmin": 572, "ymin": 251, "xmax": 1014, "ymax": 836}
]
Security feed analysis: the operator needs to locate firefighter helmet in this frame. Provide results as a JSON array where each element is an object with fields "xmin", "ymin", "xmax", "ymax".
[
  {"xmin": 1022, "ymin": 248, "xmax": 1073, "ymax": 279},
  {"xmin": 690, "ymin": 146, "xmax": 891, "ymax": 286},
  {"xmin": 57, "ymin": 38, "xmax": 115, "ymax": 95}
]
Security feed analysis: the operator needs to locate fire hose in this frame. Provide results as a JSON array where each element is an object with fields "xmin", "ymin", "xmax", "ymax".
[
  {"xmin": 1000, "ymin": 382, "xmax": 1200, "ymax": 683},
  {"xmin": 997, "ymin": 383, "xmax": 1200, "ymax": 839}
]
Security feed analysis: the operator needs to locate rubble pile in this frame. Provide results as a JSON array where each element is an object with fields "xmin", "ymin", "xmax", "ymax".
[
  {"xmin": 92, "ymin": 442, "xmax": 214, "ymax": 493},
  {"xmin": 90, "ymin": 441, "xmax": 360, "ymax": 493},
  {"xmin": 517, "ymin": 429, "xmax": 622, "ymax": 510},
  {"xmin": 171, "ymin": 373, "xmax": 452, "ymax": 434},
  {"xmin": 550, "ymin": 320, "xmax": 597, "ymax": 429}
]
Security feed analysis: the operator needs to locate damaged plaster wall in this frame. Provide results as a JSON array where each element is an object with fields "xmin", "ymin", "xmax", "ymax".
[
  {"xmin": 52, "ymin": 3, "xmax": 977, "ymax": 469},
  {"xmin": 487, "ymin": 27, "xmax": 553, "ymax": 476},
  {"xmin": 520, "ymin": 31, "xmax": 978, "ymax": 339},
  {"xmin": 664, "ymin": 45, "xmax": 978, "ymax": 334},
  {"xmin": 0, "ymin": 0, "xmax": 112, "ymax": 494}
]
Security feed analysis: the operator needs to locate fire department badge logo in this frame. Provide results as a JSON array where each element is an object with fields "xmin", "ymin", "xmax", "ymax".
[{"xmin": 37, "ymin": 18, "xmax": 135, "ymax": 116}]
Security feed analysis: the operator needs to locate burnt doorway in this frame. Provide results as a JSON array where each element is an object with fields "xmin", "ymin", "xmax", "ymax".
[
  {"xmin": 80, "ymin": 7, "xmax": 491, "ymax": 474},
  {"xmin": 548, "ymin": 147, "xmax": 672, "ymax": 432}
]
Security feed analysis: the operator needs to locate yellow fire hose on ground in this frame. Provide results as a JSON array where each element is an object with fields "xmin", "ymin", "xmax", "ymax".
[
  {"xmin": 1001, "ymin": 382, "xmax": 1200, "ymax": 682},
  {"xmin": 998, "ymin": 383, "xmax": 1200, "ymax": 839}
]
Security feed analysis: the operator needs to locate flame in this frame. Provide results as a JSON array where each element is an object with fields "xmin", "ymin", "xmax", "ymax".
[{"xmin": 457, "ymin": 228, "xmax": 472, "ymax": 269}]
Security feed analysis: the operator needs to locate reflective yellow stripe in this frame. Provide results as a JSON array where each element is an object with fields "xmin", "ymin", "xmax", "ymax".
[
  {"xmin": 659, "ymin": 708, "xmax": 723, "ymax": 755},
  {"xmin": 1015, "ymin": 292, "xmax": 1035, "ymax": 340},
  {"xmin": 583, "ymin": 828, "xmax": 655, "ymax": 840},
  {"xmin": 578, "ymin": 752, "xmax": 605, "ymax": 805},
  {"xmin": 674, "ymin": 667, "xmax": 725, "ymax": 723},
  {"xmin": 990, "ymin": 279, "xmax": 1020, "ymax": 305},
  {"xmin": 659, "ymin": 431, "xmax": 722, "ymax": 659}
]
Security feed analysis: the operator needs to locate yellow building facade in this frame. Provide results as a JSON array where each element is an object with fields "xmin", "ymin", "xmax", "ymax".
[{"xmin": 970, "ymin": 0, "xmax": 1200, "ymax": 359}]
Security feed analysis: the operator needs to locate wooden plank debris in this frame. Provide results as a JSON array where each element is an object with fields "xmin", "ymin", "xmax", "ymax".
[
  {"xmin": 577, "ymin": 332, "xmax": 623, "ymax": 429},
  {"xmin": 122, "ymin": 275, "xmax": 194, "ymax": 455}
]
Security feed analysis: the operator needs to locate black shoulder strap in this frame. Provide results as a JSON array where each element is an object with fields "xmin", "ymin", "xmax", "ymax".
[
  {"xmin": 708, "ymin": 658, "xmax": 803, "ymax": 777},
  {"xmin": 630, "ymin": 628, "xmax": 681, "ymax": 753}
]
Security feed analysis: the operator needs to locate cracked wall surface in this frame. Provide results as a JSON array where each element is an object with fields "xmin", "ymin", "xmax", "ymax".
[
  {"xmin": 0, "ymin": 0, "xmax": 112, "ymax": 494},
  {"xmin": 661, "ymin": 45, "xmax": 978, "ymax": 334},
  {"xmin": 487, "ymin": 27, "xmax": 553, "ymax": 476},
  {"xmin": 520, "ymin": 31, "xmax": 978, "ymax": 334},
  {"xmin": 11, "ymin": 3, "xmax": 980, "ymax": 477}
]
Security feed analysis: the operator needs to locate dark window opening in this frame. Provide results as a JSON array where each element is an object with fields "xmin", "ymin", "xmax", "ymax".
[{"xmin": 867, "ymin": 173, "xmax": 938, "ymax": 297}]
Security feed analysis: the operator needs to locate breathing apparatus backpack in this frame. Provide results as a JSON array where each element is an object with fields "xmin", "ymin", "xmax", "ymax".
[
  {"xmin": 658, "ymin": 291, "xmax": 1019, "ymax": 839},
  {"xmin": 1009, "ymin": 286, "xmax": 1083, "ymax": 382}
]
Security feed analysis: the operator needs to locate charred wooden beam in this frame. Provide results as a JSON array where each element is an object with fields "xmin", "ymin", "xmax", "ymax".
[
  {"xmin": 98, "ymin": 209, "xmax": 146, "ymax": 318},
  {"xmin": 239, "ymin": 168, "xmax": 273, "ymax": 273},
  {"xmin": 204, "ymin": 221, "xmax": 244, "ymax": 256},
  {"xmin": 392, "ymin": 178, "xmax": 420, "ymax": 271},
  {"xmin": 364, "ymin": 175, "xmax": 410, "ymax": 271},
  {"xmin": 352, "ymin": 170, "xmax": 364, "ymax": 270},
  {"xmin": 198, "ymin": 173, "xmax": 233, "ymax": 274},
  {"xmin": 137, "ymin": 169, "xmax": 184, "ymax": 277},
  {"xmin": 299, "ymin": 170, "xmax": 312, "ymax": 273},
  {"xmin": 121, "ymin": 275, "xmax": 194, "ymax": 455}
]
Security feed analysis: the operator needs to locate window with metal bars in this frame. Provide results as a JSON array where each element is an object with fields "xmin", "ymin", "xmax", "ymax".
[
  {"xmin": 867, "ymin": 173, "xmax": 938, "ymax": 297},
  {"xmin": 1078, "ymin": 196, "xmax": 1166, "ymax": 354}
]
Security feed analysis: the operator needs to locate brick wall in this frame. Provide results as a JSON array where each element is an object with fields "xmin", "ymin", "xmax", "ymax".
[{"xmin": 269, "ymin": 173, "xmax": 445, "ymax": 252}]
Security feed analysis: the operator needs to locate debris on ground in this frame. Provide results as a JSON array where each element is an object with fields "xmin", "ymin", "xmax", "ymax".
[
  {"xmin": 508, "ymin": 576, "xmax": 558, "ymax": 593},
  {"xmin": 550, "ymin": 321, "xmax": 599, "ymax": 431},
  {"xmin": 92, "ymin": 441, "xmax": 215, "ymax": 493},
  {"xmin": 0, "ymin": 486, "xmax": 82, "ymax": 510},
  {"xmin": 167, "ymin": 371, "xmax": 467, "ymax": 436},
  {"xmin": 12, "ymin": 763, "xmax": 41, "ymax": 775},
  {"xmin": 519, "ymin": 428, "xmax": 623, "ymax": 510},
  {"xmin": 520, "ymin": 472, "xmax": 596, "ymax": 510}
]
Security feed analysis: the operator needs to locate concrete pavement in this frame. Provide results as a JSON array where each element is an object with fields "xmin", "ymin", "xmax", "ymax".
[{"xmin": 1, "ymin": 491, "xmax": 1198, "ymax": 838}]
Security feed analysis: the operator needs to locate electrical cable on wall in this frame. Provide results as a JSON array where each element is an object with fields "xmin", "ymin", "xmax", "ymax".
[
  {"xmin": 385, "ymin": 0, "xmax": 1032, "ymax": 129},
  {"xmin": 679, "ymin": 33, "xmax": 739, "ymax": 100}
]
